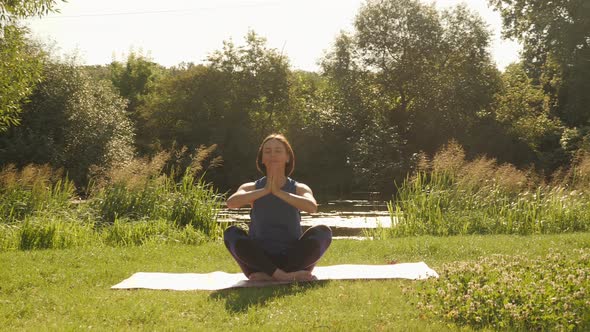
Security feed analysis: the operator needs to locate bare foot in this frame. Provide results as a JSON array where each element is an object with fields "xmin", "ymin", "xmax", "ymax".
[
  {"xmin": 272, "ymin": 269, "xmax": 315, "ymax": 282},
  {"xmin": 248, "ymin": 272, "xmax": 274, "ymax": 281}
]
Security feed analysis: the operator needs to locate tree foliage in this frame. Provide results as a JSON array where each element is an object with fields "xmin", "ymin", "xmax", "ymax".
[
  {"xmin": 109, "ymin": 52, "xmax": 164, "ymax": 153},
  {"xmin": 0, "ymin": 0, "xmax": 62, "ymax": 29},
  {"xmin": 493, "ymin": 63, "xmax": 565, "ymax": 169},
  {"xmin": 1, "ymin": 0, "xmax": 587, "ymax": 196},
  {"xmin": 207, "ymin": 30, "xmax": 292, "ymax": 137},
  {"xmin": 135, "ymin": 32, "xmax": 292, "ymax": 190},
  {"xmin": 0, "ymin": 25, "xmax": 43, "ymax": 131},
  {"xmin": 489, "ymin": 0, "xmax": 590, "ymax": 128},
  {"xmin": 0, "ymin": 60, "xmax": 135, "ymax": 186},
  {"xmin": 0, "ymin": 0, "xmax": 64, "ymax": 132},
  {"xmin": 321, "ymin": 0, "xmax": 501, "ymax": 192},
  {"xmin": 488, "ymin": 0, "xmax": 589, "ymax": 69}
]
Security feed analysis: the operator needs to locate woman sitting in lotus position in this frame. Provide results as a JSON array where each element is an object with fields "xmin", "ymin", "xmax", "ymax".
[{"xmin": 224, "ymin": 134, "xmax": 332, "ymax": 282}]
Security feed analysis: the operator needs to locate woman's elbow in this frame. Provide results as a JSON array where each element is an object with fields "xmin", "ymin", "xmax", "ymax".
[
  {"xmin": 307, "ymin": 202, "xmax": 318, "ymax": 214},
  {"xmin": 226, "ymin": 199, "xmax": 238, "ymax": 209}
]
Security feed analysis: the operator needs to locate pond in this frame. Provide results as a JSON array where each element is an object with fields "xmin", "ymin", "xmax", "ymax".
[{"xmin": 217, "ymin": 199, "xmax": 394, "ymax": 237}]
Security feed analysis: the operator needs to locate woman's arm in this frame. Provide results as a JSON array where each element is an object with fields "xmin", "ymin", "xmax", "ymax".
[
  {"xmin": 226, "ymin": 182, "xmax": 270, "ymax": 209},
  {"xmin": 273, "ymin": 181, "xmax": 318, "ymax": 214}
]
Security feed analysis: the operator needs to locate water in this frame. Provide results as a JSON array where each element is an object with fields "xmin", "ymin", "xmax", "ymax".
[{"xmin": 217, "ymin": 200, "xmax": 393, "ymax": 236}]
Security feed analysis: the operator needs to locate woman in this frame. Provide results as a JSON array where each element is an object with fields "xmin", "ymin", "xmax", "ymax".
[{"xmin": 224, "ymin": 134, "xmax": 332, "ymax": 282}]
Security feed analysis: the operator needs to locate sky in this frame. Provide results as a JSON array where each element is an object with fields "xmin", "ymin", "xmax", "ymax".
[{"xmin": 25, "ymin": 0, "xmax": 522, "ymax": 71}]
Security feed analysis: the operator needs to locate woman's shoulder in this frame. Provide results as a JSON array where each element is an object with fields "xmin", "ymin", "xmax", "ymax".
[
  {"xmin": 254, "ymin": 177, "xmax": 267, "ymax": 189},
  {"xmin": 237, "ymin": 182, "xmax": 256, "ymax": 191},
  {"xmin": 290, "ymin": 178, "xmax": 312, "ymax": 192},
  {"xmin": 239, "ymin": 178, "xmax": 263, "ymax": 190},
  {"xmin": 238, "ymin": 177, "xmax": 267, "ymax": 191}
]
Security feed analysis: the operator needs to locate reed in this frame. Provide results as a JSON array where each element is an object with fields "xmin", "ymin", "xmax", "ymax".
[
  {"xmin": 91, "ymin": 170, "xmax": 222, "ymax": 238},
  {"xmin": 381, "ymin": 143, "xmax": 590, "ymax": 237},
  {"xmin": 0, "ymin": 164, "xmax": 76, "ymax": 223},
  {"xmin": 90, "ymin": 146, "xmax": 223, "ymax": 237},
  {"xmin": 0, "ymin": 146, "xmax": 223, "ymax": 251}
]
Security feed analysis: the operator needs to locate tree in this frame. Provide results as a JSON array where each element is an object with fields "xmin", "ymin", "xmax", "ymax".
[
  {"xmin": 493, "ymin": 63, "xmax": 565, "ymax": 169},
  {"xmin": 321, "ymin": 31, "xmax": 384, "ymax": 194},
  {"xmin": 109, "ymin": 52, "xmax": 164, "ymax": 154},
  {"xmin": 138, "ymin": 31, "xmax": 293, "ymax": 191},
  {"xmin": 488, "ymin": 0, "xmax": 589, "ymax": 71},
  {"xmin": 139, "ymin": 63, "xmax": 226, "ymax": 152},
  {"xmin": 0, "ymin": 60, "xmax": 135, "ymax": 186},
  {"xmin": 1, "ymin": 0, "xmax": 62, "ymax": 27},
  {"xmin": 207, "ymin": 30, "xmax": 291, "ymax": 137},
  {"xmin": 285, "ymin": 70, "xmax": 356, "ymax": 198},
  {"xmin": 320, "ymin": 0, "xmax": 501, "ymax": 193},
  {"xmin": 489, "ymin": 0, "xmax": 590, "ymax": 127},
  {"xmin": 0, "ymin": 0, "xmax": 64, "ymax": 131},
  {"xmin": 0, "ymin": 25, "xmax": 43, "ymax": 131},
  {"xmin": 110, "ymin": 53, "xmax": 161, "ymax": 111}
]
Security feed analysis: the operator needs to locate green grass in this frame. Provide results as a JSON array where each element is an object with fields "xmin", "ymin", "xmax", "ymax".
[
  {"xmin": 0, "ymin": 214, "xmax": 212, "ymax": 251},
  {"xmin": 1, "ymin": 233, "xmax": 589, "ymax": 331},
  {"xmin": 384, "ymin": 171, "xmax": 590, "ymax": 237}
]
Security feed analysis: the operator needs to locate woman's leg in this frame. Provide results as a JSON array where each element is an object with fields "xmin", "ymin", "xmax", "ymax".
[
  {"xmin": 283, "ymin": 225, "xmax": 332, "ymax": 273},
  {"xmin": 223, "ymin": 226, "xmax": 278, "ymax": 277}
]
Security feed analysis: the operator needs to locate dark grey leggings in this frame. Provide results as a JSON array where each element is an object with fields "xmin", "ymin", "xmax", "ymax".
[{"xmin": 223, "ymin": 225, "xmax": 332, "ymax": 277}]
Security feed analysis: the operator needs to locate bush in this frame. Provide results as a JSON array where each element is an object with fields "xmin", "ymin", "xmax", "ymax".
[
  {"xmin": 407, "ymin": 249, "xmax": 590, "ymax": 330},
  {"xmin": 92, "ymin": 170, "xmax": 222, "ymax": 237},
  {"xmin": 0, "ymin": 59, "xmax": 135, "ymax": 187}
]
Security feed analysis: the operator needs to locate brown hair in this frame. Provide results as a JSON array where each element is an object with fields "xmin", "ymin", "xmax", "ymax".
[{"xmin": 256, "ymin": 133, "xmax": 295, "ymax": 176}]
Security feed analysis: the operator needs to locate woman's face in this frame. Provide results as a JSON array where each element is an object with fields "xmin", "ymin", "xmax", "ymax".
[{"xmin": 261, "ymin": 139, "xmax": 289, "ymax": 170}]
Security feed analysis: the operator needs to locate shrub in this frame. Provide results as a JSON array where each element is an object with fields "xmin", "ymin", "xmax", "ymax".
[
  {"xmin": 0, "ymin": 60, "xmax": 135, "ymax": 187},
  {"xmin": 407, "ymin": 249, "xmax": 590, "ymax": 330}
]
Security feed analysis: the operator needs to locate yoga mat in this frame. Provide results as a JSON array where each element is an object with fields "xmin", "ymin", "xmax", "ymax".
[{"xmin": 111, "ymin": 262, "xmax": 438, "ymax": 291}]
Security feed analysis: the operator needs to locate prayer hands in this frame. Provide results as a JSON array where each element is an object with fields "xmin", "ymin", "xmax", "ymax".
[{"xmin": 264, "ymin": 164, "xmax": 283, "ymax": 195}]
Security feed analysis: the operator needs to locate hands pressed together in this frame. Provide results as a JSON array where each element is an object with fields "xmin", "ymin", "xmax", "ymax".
[
  {"xmin": 226, "ymin": 161, "xmax": 317, "ymax": 213},
  {"xmin": 263, "ymin": 164, "xmax": 285, "ymax": 196}
]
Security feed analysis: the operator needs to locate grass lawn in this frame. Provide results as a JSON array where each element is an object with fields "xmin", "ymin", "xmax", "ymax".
[{"xmin": 1, "ymin": 233, "xmax": 589, "ymax": 331}]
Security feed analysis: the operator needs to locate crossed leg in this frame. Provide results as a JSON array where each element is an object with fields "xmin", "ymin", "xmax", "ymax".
[{"xmin": 223, "ymin": 225, "xmax": 332, "ymax": 281}]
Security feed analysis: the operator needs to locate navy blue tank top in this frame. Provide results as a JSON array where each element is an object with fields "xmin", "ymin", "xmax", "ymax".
[{"xmin": 249, "ymin": 177, "xmax": 302, "ymax": 254}]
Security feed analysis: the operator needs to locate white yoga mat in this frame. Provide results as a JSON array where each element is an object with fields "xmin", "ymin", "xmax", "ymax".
[{"xmin": 111, "ymin": 262, "xmax": 438, "ymax": 291}]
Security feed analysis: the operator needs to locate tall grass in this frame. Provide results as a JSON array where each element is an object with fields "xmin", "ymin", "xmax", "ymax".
[
  {"xmin": 102, "ymin": 218, "xmax": 208, "ymax": 247},
  {"xmin": 17, "ymin": 214, "xmax": 97, "ymax": 250},
  {"xmin": 383, "ymin": 141, "xmax": 590, "ymax": 237},
  {"xmin": 0, "ymin": 145, "xmax": 224, "ymax": 251},
  {"xmin": 0, "ymin": 164, "xmax": 76, "ymax": 223},
  {"xmin": 90, "ymin": 149, "xmax": 223, "ymax": 237}
]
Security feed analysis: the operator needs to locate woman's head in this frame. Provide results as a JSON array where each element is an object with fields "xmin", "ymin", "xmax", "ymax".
[{"xmin": 256, "ymin": 133, "xmax": 295, "ymax": 176}]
